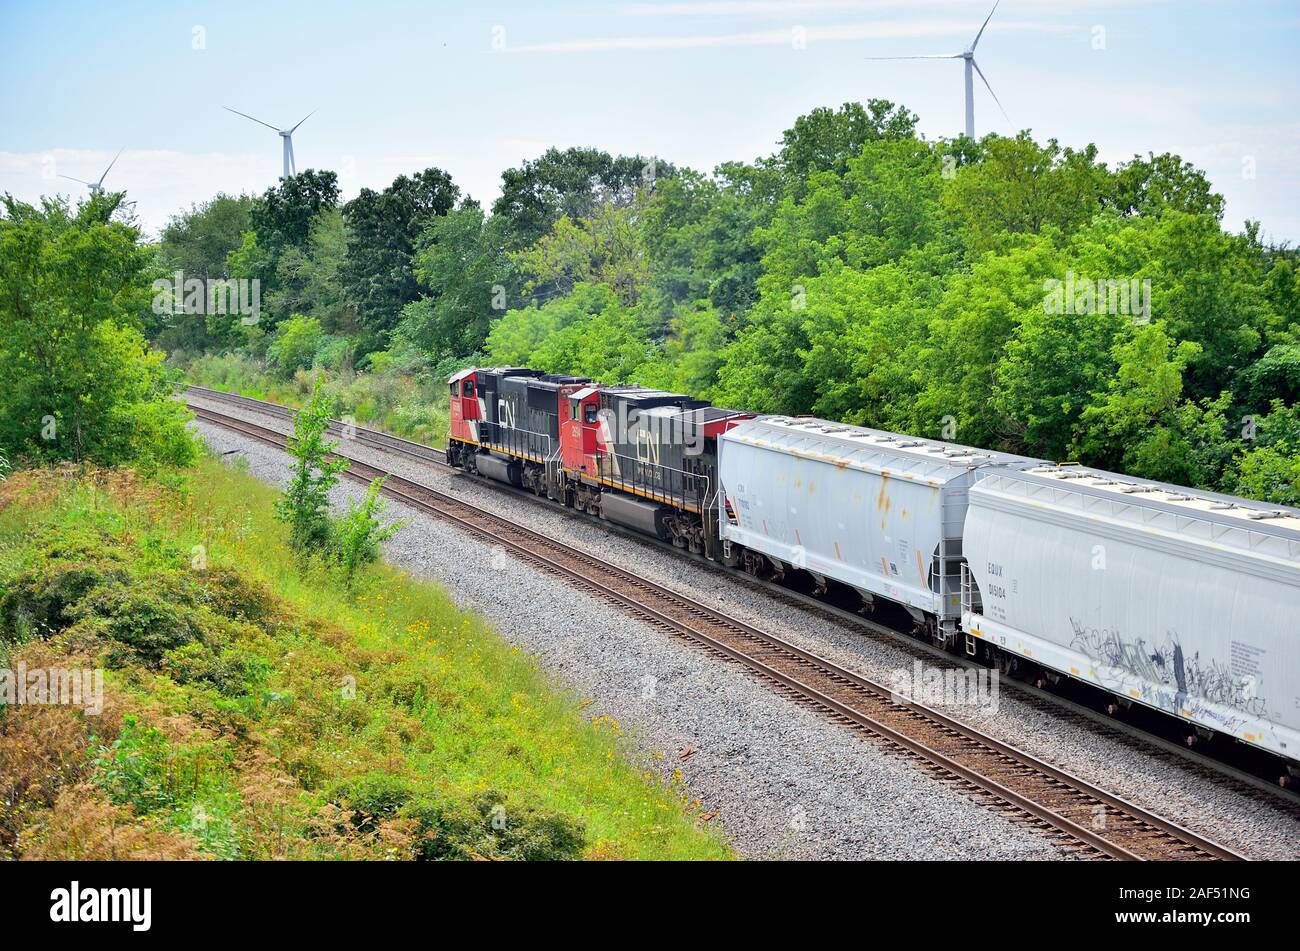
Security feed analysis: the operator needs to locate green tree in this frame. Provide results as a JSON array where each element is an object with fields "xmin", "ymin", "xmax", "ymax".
[
  {"xmin": 1072, "ymin": 322, "xmax": 1202, "ymax": 478},
  {"xmin": 710, "ymin": 295, "xmax": 816, "ymax": 415},
  {"xmin": 636, "ymin": 301, "xmax": 733, "ymax": 397},
  {"xmin": 158, "ymin": 193, "xmax": 256, "ymax": 279},
  {"xmin": 640, "ymin": 166, "xmax": 767, "ymax": 322},
  {"xmin": 250, "ymin": 169, "xmax": 341, "ymax": 259},
  {"xmin": 153, "ymin": 193, "xmax": 257, "ymax": 353},
  {"xmin": 1112, "ymin": 152, "xmax": 1225, "ymax": 220},
  {"xmin": 513, "ymin": 200, "xmax": 648, "ymax": 305},
  {"xmin": 0, "ymin": 193, "xmax": 197, "ymax": 469},
  {"xmin": 797, "ymin": 260, "xmax": 941, "ymax": 430},
  {"xmin": 1077, "ymin": 212, "xmax": 1275, "ymax": 400},
  {"xmin": 492, "ymin": 147, "xmax": 671, "ymax": 250},
  {"xmin": 907, "ymin": 235, "xmax": 1064, "ymax": 447},
  {"xmin": 1240, "ymin": 344, "xmax": 1300, "ymax": 410},
  {"xmin": 758, "ymin": 135, "xmax": 952, "ymax": 287},
  {"xmin": 941, "ymin": 133, "xmax": 1114, "ymax": 254},
  {"xmin": 341, "ymin": 168, "xmax": 460, "ymax": 337},
  {"xmin": 485, "ymin": 282, "xmax": 623, "ymax": 366},
  {"xmin": 530, "ymin": 300, "xmax": 652, "ymax": 383},
  {"xmin": 771, "ymin": 99, "xmax": 918, "ymax": 193},
  {"xmin": 266, "ymin": 207, "xmax": 356, "ymax": 335},
  {"xmin": 395, "ymin": 203, "xmax": 509, "ymax": 359},
  {"xmin": 275, "ymin": 383, "xmax": 349, "ymax": 554},
  {"xmin": 1231, "ymin": 400, "xmax": 1300, "ymax": 505}
]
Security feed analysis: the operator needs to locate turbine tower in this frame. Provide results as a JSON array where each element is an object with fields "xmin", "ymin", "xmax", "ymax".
[
  {"xmin": 59, "ymin": 147, "xmax": 124, "ymax": 196},
  {"xmin": 224, "ymin": 106, "xmax": 315, "ymax": 178},
  {"xmin": 866, "ymin": 0, "xmax": 1008, "ymax": 139}
]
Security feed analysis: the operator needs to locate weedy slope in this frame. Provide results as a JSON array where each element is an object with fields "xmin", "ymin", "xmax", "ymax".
[{"xmin": 0, "ymin": 458, "xmax": 729, "ymax": 860}]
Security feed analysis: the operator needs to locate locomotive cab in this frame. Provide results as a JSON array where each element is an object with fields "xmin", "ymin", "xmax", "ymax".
[
  {"xmin": 560, "ymin": 386, "xmax": 602, "ymax": 476},
  {"xmin": 447, "ymin": 369, "xmax": 483, "ymax": 467}
]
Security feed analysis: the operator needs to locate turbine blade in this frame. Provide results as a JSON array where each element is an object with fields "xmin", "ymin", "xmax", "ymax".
[
  {"xmin": 58, "ymin": 174, "xmax": 93, "ymax": 186},
  {"xmin": 972, "ymin": 59, "xmax": 1010, "ymax": 124},
  {"xmin": 287, "ymin": 109, "xmax": 316, "ymax": 134},
  {"xmin": 971, "ymin": 0, "xmax": 1000, "ymax": 51},
  {"xmin": 866, "ymin": 53, "xmax": 962, "ymax": 60},
  {"xmin": 223, "ymin": 106, "xmax": 282, "ymax": 132},
  {"xmin": 97, "ymin": 147, "xmax": 124, "ymax": 187}
]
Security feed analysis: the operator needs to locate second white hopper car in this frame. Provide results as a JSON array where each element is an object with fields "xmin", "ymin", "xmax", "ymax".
[{"xmin": 961, "ymin": 465, "xmax": 1300, "ymax": 765}]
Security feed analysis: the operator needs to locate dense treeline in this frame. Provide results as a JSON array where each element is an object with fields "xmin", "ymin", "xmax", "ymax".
[{"xmin": 133, "ymin": 101, "xmax": 1300, "ymax": 503}]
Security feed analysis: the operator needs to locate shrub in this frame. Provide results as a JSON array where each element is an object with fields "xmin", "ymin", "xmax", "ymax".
[
  {"xmin": 330, "ymin": 773, "xmax": 416, "ymax": 834},
  {"xmin": 90, "ymin": 716, "xmax": 244, "ymax": 858},
  {"xmin": 67, "ymin": 584, "xmax": 202, "ymax": 666},
  {"xmin": 274, "ymin": 381, "xmax": 348, "ymax": 555},
  {"xmin": 161, "ymin": 641, "xmax": 266, "ymax": 697},
  {"xmin": 91, "ymin": 717, "xmax": 179, "ymax": 816},
  {"xmin": 328, "ymin": 478, "xmax": 408, "ymax": 587},
  {"xmin": 313, "ymin": 335, "xmax": 352, "ymax": 372},
  {"xmin": 192, "ymin": 567, "xmax": 276, "ymax": 622},
  {"xmin": 0, "ymin": 196, "xmax": 198, "ymax": 471},
  {"xmin": 402, "ymin": 790, "xmax": 586, "ymax": 861},
  {"xmin": 267, "ymin": 314, "xmax": 325, "ymax": 377},
  {"xmin": 0, "ymin": 555, "xmax": 128, "ymax": 644}
]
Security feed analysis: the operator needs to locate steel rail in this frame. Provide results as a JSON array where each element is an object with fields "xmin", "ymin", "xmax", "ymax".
[
  {"xmin": 189, "ymin": 402, "xmax": 1246, "ymax": 862},
  {"xmin": 185, "ymin": 383, "xmax": 1300, "ymax": 810}
]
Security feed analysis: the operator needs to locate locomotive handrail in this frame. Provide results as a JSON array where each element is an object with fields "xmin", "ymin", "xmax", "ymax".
[
  {"xmin": 596, "ymin": 451, "xmax": 710, "ymax": 512},
  {"xmin": 481, "ymin": 422, "xmax": 553, "ymax": 462}
]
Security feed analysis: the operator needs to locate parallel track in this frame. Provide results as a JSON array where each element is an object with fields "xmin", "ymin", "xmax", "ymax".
[
  {"xmin": 188, "ymin": 400, "xmax": 1247, "ymax": 862},
  {"xmin": 185, "ymin": 384, "xmax": 1300, "ymax": 812}
]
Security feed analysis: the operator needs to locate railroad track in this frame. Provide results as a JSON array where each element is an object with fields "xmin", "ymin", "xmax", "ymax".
[
  {"xmin": 185, "ymin": 384, "xmax": 1300, "ymax": 814},
  {"xmin": 184, "ymin": 385, "xmax": 446, "ymax": 466},
  {"xmin": 188, "ymin": 400, "xmax": 1246, "ymax": 862}
]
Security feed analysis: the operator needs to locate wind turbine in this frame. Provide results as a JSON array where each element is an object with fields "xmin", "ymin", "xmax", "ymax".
[
  {"xmin": 866, "ymin": 0, "xmax": 1009, "ymax": 139},
  {"xmin": 59, "ymin": 147, "xmax": 124, "ymax": 196},
  {"xmin": 223, "ymin": 106, "xmax": 315, "ymax": 178}
]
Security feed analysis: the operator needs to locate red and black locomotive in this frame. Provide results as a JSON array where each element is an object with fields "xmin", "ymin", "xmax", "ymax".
[{"xmin": 447, "ymin": 367, "xmax": 751, "ymax": 557}]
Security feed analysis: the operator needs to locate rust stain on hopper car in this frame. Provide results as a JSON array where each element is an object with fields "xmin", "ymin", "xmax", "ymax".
[{"xmin": 915, "ymin": 548, "xmax": 927, "ymax": 587}]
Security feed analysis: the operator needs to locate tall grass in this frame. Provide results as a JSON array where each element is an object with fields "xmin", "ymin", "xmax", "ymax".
[
  {"xmin": 0, "ymin": 460, "xmax": 730, "ymax": 860},
  {"xmin": 181, "ymin": 352, "xmax": 451, "ymax": 448}
]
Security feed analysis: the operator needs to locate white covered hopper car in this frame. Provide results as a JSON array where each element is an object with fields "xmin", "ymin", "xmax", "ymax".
[
  {"xmin": 961, "ymin": 465, "xmax": 1300, "ymax": 766},
  {"xmin": 716, "ymin": 416, "xmax": 1042, "ymax": 640}
]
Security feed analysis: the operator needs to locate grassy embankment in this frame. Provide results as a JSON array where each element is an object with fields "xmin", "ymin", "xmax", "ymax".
[
  {"xmin": 182, "ymin": 352, "xmax": 450, "ymax": 447},
  {"xmin": 0, "ymin": 456, "xmax": 729, "ymax": 860}
]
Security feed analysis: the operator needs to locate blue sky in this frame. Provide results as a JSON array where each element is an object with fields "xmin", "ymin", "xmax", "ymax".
[{"xmin": 2, "ymin": 0, "xmax": 1297, "ymax": 241}]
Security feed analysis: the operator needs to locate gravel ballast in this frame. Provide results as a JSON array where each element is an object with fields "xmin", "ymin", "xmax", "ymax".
[{"xmin": 187, "ymin": 393, "xmax": 1300, "ymax": 860}]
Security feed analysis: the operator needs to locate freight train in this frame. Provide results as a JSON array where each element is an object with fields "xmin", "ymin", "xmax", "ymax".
[{"xmin": 448, "ymin": 367, "xmax": 1300, "ymax": 779}]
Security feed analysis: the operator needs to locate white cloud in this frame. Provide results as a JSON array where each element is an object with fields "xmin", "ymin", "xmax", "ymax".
[
  {"xmin": 614, "ymin": 0, "xmax": 1172, "ymax": 18},
  {"xmin": 503, "ymin": 17, "xmax": 1069, "ymax": 54}
]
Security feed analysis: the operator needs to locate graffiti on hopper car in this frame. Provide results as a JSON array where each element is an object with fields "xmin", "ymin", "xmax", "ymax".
[{"xmin": 1068, "ymin": 618, "xmax": 1267, "ymax": 725}]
